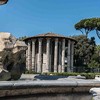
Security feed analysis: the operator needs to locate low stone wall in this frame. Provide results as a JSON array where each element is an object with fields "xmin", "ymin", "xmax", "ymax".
[{"xmin": 0, "ymin": 79, "xmax": 100, "ymax": 97}]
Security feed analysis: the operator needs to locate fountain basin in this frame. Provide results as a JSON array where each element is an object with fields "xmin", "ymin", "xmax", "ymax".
[{"xmin": 0, "ymin": 78, "xmax": 100, "ymax": 97}]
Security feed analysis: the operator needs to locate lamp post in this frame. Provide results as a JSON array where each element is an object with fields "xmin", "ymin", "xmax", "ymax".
[{"xmin": 0, "ymin": 0, "xmax": 8, "ymax": 5}]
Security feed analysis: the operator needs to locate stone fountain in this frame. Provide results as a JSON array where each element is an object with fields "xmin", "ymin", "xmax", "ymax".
[{"xmin": 0, "ymin": 32, "xmax": 27, "ymax": 80}]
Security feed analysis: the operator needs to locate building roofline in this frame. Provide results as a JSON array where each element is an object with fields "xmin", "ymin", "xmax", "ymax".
[{"xmin": 24, "ymin": 32, "xmax": 77, "ymax": 42}]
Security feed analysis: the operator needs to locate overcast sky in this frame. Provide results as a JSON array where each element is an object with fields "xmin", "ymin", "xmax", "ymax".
[{"xmin": 0, "ymin": 0, "xmax": 100, "ymax": 44}]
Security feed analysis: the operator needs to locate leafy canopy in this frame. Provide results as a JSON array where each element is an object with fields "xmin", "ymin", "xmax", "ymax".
[
  {"xmin": 73, "ymin": 35, "xmax": 96, "ymax": 67},
  {"xmin": 75, "ymin": 18, "xmax": 100, "ymax": 38}
]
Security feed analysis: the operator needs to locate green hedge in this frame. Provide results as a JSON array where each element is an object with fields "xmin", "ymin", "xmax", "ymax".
[
  {"xmin": 25, "ymin": 70, "xmax": 40, "ymax": 74},
  {"xmin": 25, "ymin": 70, "xmax": 99, "ymax": 79},
  {"xmin": 42, "ymin": 72, "xmax": 96, "ymax": 79}
]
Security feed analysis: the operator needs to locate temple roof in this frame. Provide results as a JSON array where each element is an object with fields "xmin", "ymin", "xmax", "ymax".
[
  {"xmin": 34, "ymin": 32, "xmax": 64, "ymax": 37},
  {"xmin": 24, "ymin": 32, "xmax": 76, "ymax": 42}
]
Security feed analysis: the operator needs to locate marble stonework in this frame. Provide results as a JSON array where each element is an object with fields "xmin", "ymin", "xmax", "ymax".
[
  {"xmin": 24, "ymin": 32, "xmax": 76, "ymax": 73},
  {"xmin": 90, "ymin": 88, "xmax": 100, "ymax": 100},
  {"xmin": 0, "ymin": 32, "xmax": 27, "ymax": 80}
]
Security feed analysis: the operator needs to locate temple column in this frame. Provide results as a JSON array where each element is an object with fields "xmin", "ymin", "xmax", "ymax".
[
  {"xmin": 58, "ymin": 41, "xmax": 61, "ymax": 72},
  {"xmin": 26, "ymin": 49, "xmax": 28, "ymax": 69},
  {"xmin": 54, "ymin": 38, "xmax": 58, "ymax": 72},
  {"xmin": 27, "ymin": 41, "xmax": 31, "ymax": 70},
  {"xmin": 32, "ymin": 39, "xmax": 36, "ymax": 72},
  {"xmin": 50, "ymin": 40, "xmax": 53, "ymax": 72},
  {"xmin": 67, "ymin": 40, "xmax": 71, "ymax": 72},
  {"xmin": 61, "ymin": 39, "xmax": 65, "ymax": 72},
  {"xmin": 37, "ymin": 38, "xmax": 42, "ymax": 73},
  {"xmin": 46, "ymin": 38, "xmax": 50, "ymax": 72},
  {"xmin": 70, "ymin": 41, "xmax": 74, "ymax": 72}
]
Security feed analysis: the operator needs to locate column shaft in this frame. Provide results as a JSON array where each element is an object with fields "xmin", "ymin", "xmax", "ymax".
[
  {"xmin": 67, "ymin": 40, "xmax": 71, "ymax": 72},
  {"xmin": 27, "ymin": 41, "xmax": 31, "ymax": 70},
  {"xmin": 32, "ymin": 39, "xmax": 36, "ymax": 72},
  {"xmin": 50, "ymin": 41, "xmax": 53, "ymax": 72},
  {"xmin": 58, "ymin": 42, "xmax": 61, "ymax": 72},
  {"xmin": 26, "ymin": 49, "xmax": 28, "ymax": 69},
  {"xmin": 61, "ymin": 39, "xmax": 65, "ymax": 72},
  {"xmin": 37, "ymin": 38, "xmax": 42, "ymax": 73},
  {"xmin": 71, "ymin": 42, "xmax": 74, "ymax": 72},
  {"xmin": 46, "ymin": 38, "xmax": 50, "ymax": 72},
  {"xmin": 54, "ymin": 38, "xmax": 58, "ymax": 72}
]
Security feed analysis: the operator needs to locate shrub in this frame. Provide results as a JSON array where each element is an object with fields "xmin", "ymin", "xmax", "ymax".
[
  {"xmin": 43, "ymin": 72, "xmax": 95, "ymax": 79},
  {"xmin": 25, "ymin": 71, "xmax": 96, "ymax": 79},
  {"xmin": 80, "ymin": 73, "xmax": 95, "ymax": 79},
  {"xmin": 25, "ymin": 70, "xmax": 40, "ymax": 74}
]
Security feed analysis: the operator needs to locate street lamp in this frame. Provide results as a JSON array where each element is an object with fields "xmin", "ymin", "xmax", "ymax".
[{"xmin": 0, "ymin": 0, "xmax": 8, "ymax": 5}]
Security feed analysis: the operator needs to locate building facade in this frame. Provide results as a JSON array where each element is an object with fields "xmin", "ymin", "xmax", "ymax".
[{"xmin": 24, "ymin": 33, "xmax": 76, "ymax": 73}]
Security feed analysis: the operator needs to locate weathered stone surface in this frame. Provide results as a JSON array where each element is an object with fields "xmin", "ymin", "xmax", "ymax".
[
  {"xmin": 0, "ymin": 32, "xmax": 16, "ymax": 54},
  {"xmin": 13, "ymin": 40, "xmax": 27, "ymax": 54},
  {"xmin": 90, "ymin": 88, "xmax": 100, "ymax": 100},
  {"xmin": 0, "ymin": 79, "xmax": 99, "ymax": 97},
  {"xmin": 0, "ymin": 32, "xmax": 27, "ymax": 80},
  {"xmin": 95, "ymin": 75, "xmax": 100, "ymax": 81},
  {"xmin": 0, "ymin": 68, "xmax": 11, "ymax": 81},
  {"xmin": 76, "ymin": 75, "xmax": 86, "ymax": 79},
  {"xmin": 20, "ymin": 74, "xmax": 37, "ymax": 80}
]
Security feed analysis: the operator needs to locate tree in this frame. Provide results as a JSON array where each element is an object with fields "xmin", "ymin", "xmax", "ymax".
[
  {"xmin": 96, "ymin": 45, "xmax": 100, "ymax": 56},
  {"xmin": 72, "ymin": 35, "xmax": 96, "ymax": 72},
  {"xmin": 75, "ymin": 18, "xmax": 100, "ymax": 39},
  {"xmin": 91, "ymin": 45, "xmax": 100, "ymax": 64},
  {"xmin": 18, "ymin": 36, "xmax": 28, "ymax": 41},
  {"xmin": 88, "ymin": 45, "xmax": 100, "ymax": 72},
  {"xmin": 88, "ymin": 60, "xmax": 100, "ymax": 72}
]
